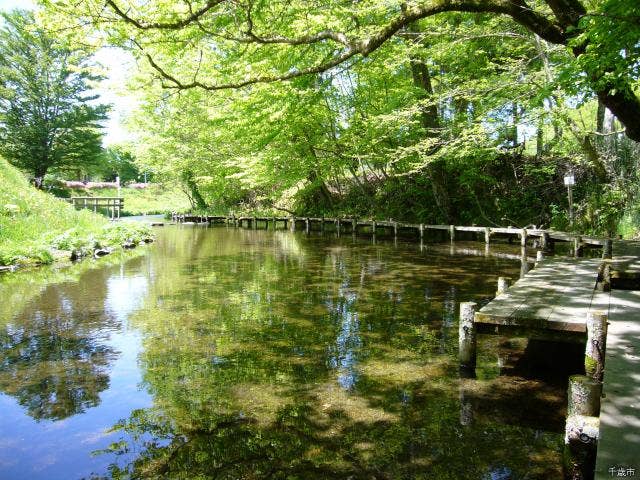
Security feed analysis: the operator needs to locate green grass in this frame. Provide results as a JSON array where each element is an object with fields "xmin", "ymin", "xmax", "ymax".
[
  {"xmin": 0, "ymin": 157, "xmax": 153, "ymax": 267},
  {"xmin": 67, "ymin": 184, "xmax": 191, "ymax": 216}
]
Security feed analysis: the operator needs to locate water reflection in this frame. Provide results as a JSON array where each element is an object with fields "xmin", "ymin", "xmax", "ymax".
[
  {"xmin": 0, "ymin": 267, "xmax": 119, "ymax": 420},
  {"xmin": 0, "ymin": 227, "xmax": 568, "ymax": 479}
]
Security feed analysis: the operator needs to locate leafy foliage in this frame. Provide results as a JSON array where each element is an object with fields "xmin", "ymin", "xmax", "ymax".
[{"xmin": 0, "ymin": 9, "xmax": 108, "ymax": 187}]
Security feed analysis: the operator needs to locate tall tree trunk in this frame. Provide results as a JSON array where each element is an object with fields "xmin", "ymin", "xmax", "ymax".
[
  {"xmin": 182, "ymin": 171, "xmax": 207, "ymax": 209},
  {"xmin": 403, "ymin": 5, "xmax": 453, "ymax": 222},
  {"xmin": 596, "ymin": 100, "xmax": 605, "ymax": 134},
  {"xmin": 33, "ymin": 166, "xmax": 48, "ymax": 189},
  {"xmin": 536, "ymin": 120, "xmax": 544, "ymax": 157}
]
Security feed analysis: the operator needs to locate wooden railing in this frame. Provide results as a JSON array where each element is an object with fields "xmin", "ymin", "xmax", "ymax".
[{"xmin": 67, "ymin": 197, "xmax": 124, "ymax": 219}]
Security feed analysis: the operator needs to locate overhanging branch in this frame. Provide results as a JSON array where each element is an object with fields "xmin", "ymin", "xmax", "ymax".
[{"xmin": 129, "ymin": 0, "xmax": 566, "ymax": 91}]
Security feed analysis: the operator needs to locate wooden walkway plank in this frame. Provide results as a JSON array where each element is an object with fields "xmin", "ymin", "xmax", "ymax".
[
  {"xmin": 594, "ymin": 289, "xmax": 640, "ymax": 479},
  {"xmin": 475, "ymin": 258, "xmax": 603, "ymax": 332}
]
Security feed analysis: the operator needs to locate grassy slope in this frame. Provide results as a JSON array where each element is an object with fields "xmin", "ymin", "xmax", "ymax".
[
  {"xmin": 67, "ymin": 185, "xmax": 191, "ymax": 216},
  {"xmin": 0, "ymin": 158, "xmax": 151, "ymax": 266}
]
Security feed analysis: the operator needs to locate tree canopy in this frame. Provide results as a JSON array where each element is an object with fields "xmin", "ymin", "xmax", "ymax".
[
  {"xmin": 41, "ymin": 0, "xmax": 640, "ymax": 140},
  {"xmin": 37, "ymin": 0, "xmax": 640, "ymax": 233},
  {"xmin": 0, "ymin": 9, "xmax": 108, "ymax": 187}
]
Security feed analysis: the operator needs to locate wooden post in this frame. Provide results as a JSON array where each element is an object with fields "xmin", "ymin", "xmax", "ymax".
[
  {"xmin": 393, "ymin": 221, "xmax": 398, "ymax": 238},
  {"xmin": 520, "ymin": 228, "xmax": 528, "ymax": 247},
  {"xmin": 520, "ymin": 247, "xmax": 530, "ymax": 278},
  {"xmin": 565, "ymin": 375, "xmax": 601, "ymax": 480},
  {"xmin": 484, "ymin": 227, "xmax": 490, "ymax": 245},
  {"xmin": 253, "ymin": 216, "xmax": 257, "ymax": 230},
  {"xmin": 585, "ymin": 310, "xmax": 607, "ymax": 382},
  {"xmin": 94, "ymin": 198, "xmax": 97, "ymax": 213},
  {"xmin": 320, "ymin": 217, "xmax": 325, "ymax": 233},
  {"xmin": 568, "ymin": 375, "xmax": 601, "ymax": 417},
  {"xmin": 449, "ymin": 225, "xmax": 455, "ymax": 242},
  {"xmin": 602, "ymin": 239, "xmax": 612, "ymax": 259},
  {"xmin": 305, "ymin": 217, "xmax": 310, "ymax": 234},
  {"xmin": 336, "ymin": 219, "xmax": 341, "ymax": 236},
  {"xmin": 419, "ymin": 223, "xmax": 424, "ymax": 241},
  {"xmin": 536, "ymin": 250, "xmax": 544, "ymax": 264},
  {"xmin": 574, "ymin": 236, "xmax": 583, "ymax": 257},
  {"xmin": 372, "ymin": 220, "xmax": 376, "ymax": 235},
  {"xmin": 291, "ymin": 217, "xmax": 296, "ymax": 232},
  {"xmin": 496, "ymin": 277, "xmax": 510, "ymax": 296},
  {"xmin": 352, "ymin": 218, "xmax": 357, "ymax": 233},
  {"xmin": 459, "ymin": 302, "xmax": 477, "ymax": 368}
]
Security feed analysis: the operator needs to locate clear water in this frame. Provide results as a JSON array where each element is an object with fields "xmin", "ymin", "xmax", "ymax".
[{"xmin": 0, "ymin": 226, "xmax": 569, "ymax": 479}]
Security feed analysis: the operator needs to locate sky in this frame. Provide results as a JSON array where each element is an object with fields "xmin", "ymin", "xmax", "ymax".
[{"xmin": 0, "ymin": 0, "xmax": 136, "ymax": 145}]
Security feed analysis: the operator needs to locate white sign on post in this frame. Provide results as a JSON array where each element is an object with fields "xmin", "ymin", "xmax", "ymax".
[{"xmin": 564, "ymin": 175, "xmax": 575, "ymax": 186}]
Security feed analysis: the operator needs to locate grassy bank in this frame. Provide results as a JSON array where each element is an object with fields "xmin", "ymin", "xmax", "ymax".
[
  {"xmin": 64, "ymin": 184, "xmax": 191, "ymax": 216},
  {"xmin": 0, "ymin": 157, "xmax": 153, "ymax": 268}
]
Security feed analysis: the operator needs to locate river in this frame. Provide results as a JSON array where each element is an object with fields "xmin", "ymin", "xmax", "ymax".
[{"xmin": 0, "ymin": 225, "xmax": 574, "ymax": 479}]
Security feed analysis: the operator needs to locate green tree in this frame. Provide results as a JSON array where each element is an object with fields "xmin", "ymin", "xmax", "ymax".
[
  {"xmin": 94, "ymin": 146, "xmax": 141, "ymax": 183},
  {"xmin": 0, "ymin": 9, "xmax": 108, "ymax": 188}
]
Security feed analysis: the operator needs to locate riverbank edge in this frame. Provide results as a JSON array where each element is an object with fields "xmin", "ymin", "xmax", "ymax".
[{"xmin": 0, "ymin": 225, "xmax": 155, "ymax": 274}]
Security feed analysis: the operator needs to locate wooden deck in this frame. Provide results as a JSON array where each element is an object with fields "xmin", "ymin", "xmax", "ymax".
[
  {"xmin": 475, "ymin": 258, "xmax": 607, "ymax": 334},
  {"xmin": 473, "ymin": 251, "xmax": 640, "ymax": 477}
]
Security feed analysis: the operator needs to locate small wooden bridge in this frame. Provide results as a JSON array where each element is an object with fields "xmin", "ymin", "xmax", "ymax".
[{"xmin": 67, "ymin": 196, "xmax": 124, "ymax": 219}]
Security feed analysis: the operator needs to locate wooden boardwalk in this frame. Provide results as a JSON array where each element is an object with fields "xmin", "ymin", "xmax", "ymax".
[
  {"xmin": 171, "ymin": 213, "xmax": 613, "ymax": 254},
  {"xmin": 475, "ymin": 258, "xmax": 607, "ymax": 335},
  {"xmin": 473, "ymin": 252, "xmax": 639, "ymax": 478}
]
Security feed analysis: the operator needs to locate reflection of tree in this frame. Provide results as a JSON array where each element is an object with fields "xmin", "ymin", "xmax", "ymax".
[
  {"xmin": 0, "ymin": 266, "xmax": 118, "ymax": 420},
  {"xmin": 95, "ymin": 231, "xmax": 563, "ymax": 478},
  {"xmin": 0, "ymin": 329, "xmax": 112, "ymax": 420}
]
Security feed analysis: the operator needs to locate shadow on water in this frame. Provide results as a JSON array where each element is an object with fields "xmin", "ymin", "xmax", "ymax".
[{"xmin": 0, "ymin": 226, "xmax": 574, "ymax": 478}]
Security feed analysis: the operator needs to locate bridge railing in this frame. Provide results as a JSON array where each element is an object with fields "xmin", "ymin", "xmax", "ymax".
[{"xmin": 67, "ymin": 197, "xmax": 124, "ymax": 219}]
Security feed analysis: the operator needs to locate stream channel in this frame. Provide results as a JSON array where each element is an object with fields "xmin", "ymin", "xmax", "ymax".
[{"xmin": 0, "ymin": 224, "xmax": 580, "ymax": 479}]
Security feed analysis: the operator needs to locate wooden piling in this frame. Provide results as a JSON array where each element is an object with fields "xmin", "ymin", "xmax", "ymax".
[
  {"xmin": 393, "ymin": 221, "xmax": 398, "ymax": 238},
  {"xmin": 602, "ymin": 239, "xmax": 612, "ymax": 259},
  {"xmin": 574, "ymin": 236, "xmax": 584, "ymax": 257},
  {"xmin": 459, "ymin": 302, "xmax": 477, "ymax": 368},
  {"xmin": 291, "ymin": 216, "xmax": 296, "ymax": 232},
  {"xmin": 568, "ymin": 375, "xmax": 601, "ymax": 417},
  {"xmin": 484, "ymin": 227, "xmax": 490, "ymax": 244},
  {"xmin": 419, "ymin": 223, "xmax": 424, "ymax": 240},
  {"xmin": 449, "ymin": 225, "xmax": 455, "ymax": 242},
  {"xmin": 536, "ymin": 250, "xmax": 544, "ymax": 265},
  {"xmin": 305, "ymin": 217, "xmax": 310, "ymax": 234},
  {"xmin": 520, "ymin": 228, "xmax": 528, "ymax": 247},
  {"xmin": 336, "ymin": 219, "xmax": 341, "ymax": 235},
  {"xmin": 496, "ymin": 277, "xmax": 510, "ymax": 296},
  {"xmin": 352, "ymin": 218, "xmax": 357, "ymax": 233},
  {"xmin": 585, "ymin": 311, "xmax": 607, "ymax": 382}
]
